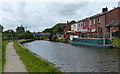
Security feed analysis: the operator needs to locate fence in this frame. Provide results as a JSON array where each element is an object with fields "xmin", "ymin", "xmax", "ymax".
[{"xmin": 78, "ymin": 33, "xmax": 112, "ymax": 39}]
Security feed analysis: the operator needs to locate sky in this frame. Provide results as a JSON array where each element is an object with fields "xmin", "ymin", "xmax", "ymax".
[{"xmin": 0, "ymin": 0, "xmax": 119, "ymax": 32}]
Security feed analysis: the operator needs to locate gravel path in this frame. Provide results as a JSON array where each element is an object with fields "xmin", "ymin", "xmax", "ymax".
[{"xmin": 4, "ymin": 42, "xmax": 27, "ymax": 72}]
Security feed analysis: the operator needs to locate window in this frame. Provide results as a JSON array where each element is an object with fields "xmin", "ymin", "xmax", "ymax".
[
  {"xmin": 89, "ymin": 20, "xmax": 92, "ymax": 25},
  {"xmin": 98, "ymin": 17, "xmax": 100, "ymax": 24},
  {"xmin": 98, "ymin": 27, "xmax": 102, "ymax": 33},
  {"xmin": 84, "ymin": 22, "xmax": 85, "ymax": 26},
  {"xmin": 71, "ymin": 25, "xmax": 74, "ymax": 31},
  {"xmin": 78, "ymin": 24, "xmax": 81, "ymax": 31},
  {"xmin": 107, "ymin": 27, "xmax": 110, "ymax": 32},
  {"xmin": 77, "ymin": 23, "xmax": 80, "ymax": 27},
  {"xmin": 80, "ymin": 22, "xmax": 83, "ymax": 27},
  {"xmin": 94, "ymin": 19, "xmax": 95, "ymax": 24}
]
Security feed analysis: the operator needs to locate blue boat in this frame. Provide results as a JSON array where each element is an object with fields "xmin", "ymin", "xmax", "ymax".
[{"xmin": 70, "ymin": 38, "xmax": 113, "ymax": 48}]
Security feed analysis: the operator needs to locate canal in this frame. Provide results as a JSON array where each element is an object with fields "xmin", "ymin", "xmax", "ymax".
[{"xmin": 22, "ymin": 40, "xmax": 119, "ymax": 72}]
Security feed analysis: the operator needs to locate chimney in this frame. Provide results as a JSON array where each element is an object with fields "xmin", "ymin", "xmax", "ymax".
[
  {"xmin": 102, "ymin": 7, "xmax": 108, "ymax": 13},
  {"xmin": 67, "ymin": 21, "xmax": 69, "ymax": 23}
]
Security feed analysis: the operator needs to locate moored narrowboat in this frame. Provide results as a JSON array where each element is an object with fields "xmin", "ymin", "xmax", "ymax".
[{"xmin": 70, "ymin": 38, "xmax": 113, "ymax": 48}]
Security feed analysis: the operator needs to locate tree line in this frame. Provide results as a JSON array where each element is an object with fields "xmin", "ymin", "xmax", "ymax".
[{"xmin": 2, "ymin": 25, "xmax": 34, "ymax": 40}]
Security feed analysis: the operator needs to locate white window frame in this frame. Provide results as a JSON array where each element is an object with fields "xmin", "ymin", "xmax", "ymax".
[
  {"xmin": 98, "ymin": 17, "xmax": 100, "ymax": 24},
  {"xmin": 94, "ymin": 19, "xmax": 95, "ymax": 24},
  {"xmin": 80, "ymin": 22, "xmax": 82, "ymax": 28},
  {"xmin": 71, "ymin": 25, "xmax": 73, "ymax": 30},
  {"xmin": 89, "ymin": 20, "xmax": 92, "ymax": 25}
]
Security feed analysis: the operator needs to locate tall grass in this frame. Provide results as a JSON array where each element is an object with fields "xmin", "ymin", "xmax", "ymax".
[
  {"xmin": 2, "ymin": 41, "xmax": 8, "ymax": 71},
  {"xmin": 112, "ymin": 37, "xmax": 120, "ymax": 45}
]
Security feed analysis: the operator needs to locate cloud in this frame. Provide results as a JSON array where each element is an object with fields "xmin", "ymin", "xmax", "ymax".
[{"xmin": 0, "ymin": 1, "xmax": 118, "ymax": 32}]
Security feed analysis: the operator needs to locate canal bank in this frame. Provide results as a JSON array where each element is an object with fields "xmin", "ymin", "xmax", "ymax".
[
  {"xmin": 2, "ymin": 41, "xmax": 8, "ymax": 72},
  {"xmin": 13, "ymin": 40, "xmax": 61, "ymax": 72},
  {"xmin": 22, "ymin": 40, "xmax": 119, "ymax": 72},
  {"xmin": 112, "ymin": 37, "xmax": 120, "ymax": 48}
]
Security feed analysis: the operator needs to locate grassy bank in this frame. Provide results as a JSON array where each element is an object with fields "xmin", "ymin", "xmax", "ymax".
[
  {"xmin": 112, "ymin": 37, "xmax": 120, "ymax": 48},
  {"xmin": 2, "ymin": 41, "xmax": 8, "ymax": 71},
  {"xmin": 18, "ymin": 39, "xmax": 35, "ymax": 43},
  {"xmin": 13, "ymin": 41, "xmax": 61, "ymax": 73}
]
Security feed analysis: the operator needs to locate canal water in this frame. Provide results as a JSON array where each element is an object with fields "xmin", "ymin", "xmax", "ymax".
[{"xmin": 22, "ymin": 40, "xmax": 119, "ymax": 72}]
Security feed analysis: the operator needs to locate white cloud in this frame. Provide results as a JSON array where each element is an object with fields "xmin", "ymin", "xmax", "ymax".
[
  {"xmin": 0, "ymin": 0, "xmax": 119, "ymax": 2},
  {"xmin": 0, "ymin": 1, "xmax": 119, "ymax": 32}
]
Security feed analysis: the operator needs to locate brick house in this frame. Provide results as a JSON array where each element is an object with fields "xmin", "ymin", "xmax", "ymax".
[
  {"xmin": 63, "ymin": 7, "xmax": 120, "ymax": 39},
  {"xmin": 61, "ymin": 20, "xmax": 76, "ymax": 39},
  {"xmin": 64, "ymin": 20, "xmax": 76, "ymax": 32},
  {"xmin": 72, "ymin": 7, "xmax": 120, "ymax": 38},
  {"xmin": 105, "ymin": 7, "xmax": 120, "ymax": 33}
]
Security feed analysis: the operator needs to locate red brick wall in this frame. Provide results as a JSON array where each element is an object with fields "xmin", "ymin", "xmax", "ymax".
[
  {"xmin": 84, "ymin": 19, "xmax": 89, "ymax": 29},
  {"xmin": 105, "ymin": 7, "xmax": 120, "ymax": 32},
  {"xmin": 98, "ymin": 15, "xmax": 106, "ymax": 33},
  {"xmin": 89, "ymin": 15, "xmax": 106, "ymax": 33},
  {"xmin": 90, "ymin": 18, "xmax": 96, "ymax": 30},
  {"xmin": 118, "ymin": 7, "xmax": 120, "ymax": 27},
  {"xmin": 94, "ymin": 7, "xmax": 120, "ymax": 33},
  {"xmin": 64, "ymin": 21, "xmax": 76, "ymax": 32}
]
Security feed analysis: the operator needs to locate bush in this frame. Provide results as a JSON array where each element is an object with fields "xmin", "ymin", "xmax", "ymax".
[
  {"xmin": 113, "ymin": 30, "xmax": 120, "ymax": 38},
  {"xmin": 62, "ymin": 39, "xmax": 69, "ymax": 43}
]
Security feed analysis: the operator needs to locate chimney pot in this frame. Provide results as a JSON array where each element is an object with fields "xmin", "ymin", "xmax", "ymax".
[
  {"xmin": 67, "ymin": 21, "xmax": 69, "ymax": 23},
  {"xmin": 102, "ymin": 7, "xmax": 108, "ymax": 13}
]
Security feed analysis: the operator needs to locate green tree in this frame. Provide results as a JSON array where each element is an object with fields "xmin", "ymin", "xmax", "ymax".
[
  {"xmin": 42, "ymin": 28, "xmax": 52, "ymax": 33},
  {"xmin": 52, "ymin": 24, "xmax": 64, "ymax": 34},
  {"xmin": 2, "ymin": 29, "xmax": 17, "ymax": 40},
  {"xmin": 18, "ymin": 31, "xmax": 34, "ymax": 39},
  {"xmin": 43, "ymin": 24, "xmax": 65, "ymax": 41},
  {"xmin": 16, "ymin": 25, "xmax": 25, "ymax": 33}
]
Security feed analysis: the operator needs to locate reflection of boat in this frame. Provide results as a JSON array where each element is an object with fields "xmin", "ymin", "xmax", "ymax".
[{"xmin": 70, "ymin": 38, "xmax": 113, "ymax": 48}]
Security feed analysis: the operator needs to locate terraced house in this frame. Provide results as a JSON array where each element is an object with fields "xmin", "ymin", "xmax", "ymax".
[{"xmin": 70, "ymin": 7, "xmax": 120, "ymax": 39}]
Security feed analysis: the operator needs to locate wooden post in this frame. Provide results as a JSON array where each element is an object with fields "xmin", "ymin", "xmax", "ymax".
[
  {"xmin": 103, "ymin": 33, "xmax": 105, "ymax": 45},
  {"xmin": 110, "ymin": 32, "xmax": 112, "ymax": 40}
]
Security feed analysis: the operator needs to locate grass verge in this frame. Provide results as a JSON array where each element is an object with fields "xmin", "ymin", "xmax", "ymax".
[
  {"xmin": 13, "ymin": 41, "xmax": 62, "ymax": 73},
  {"xmin": 2, "ymin": 41, "xmax": 8, "ymax": 71},
  {"xmin": 112, "ymin": 37, "xmax": 120, "ymax": 48}
]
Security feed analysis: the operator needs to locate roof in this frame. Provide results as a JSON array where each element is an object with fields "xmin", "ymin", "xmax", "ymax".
[
  {"xmin": 77, "ymin": 7, "xmax": 120, "ymax": 22},
  {"xmin": 65, "ymin": 20, "xmax": 76, "ymax": 26},
  {"xmin": 106, "ymin": 20, "xmax": 119, "ymax": 27},
  {"xmin": 57, "ymin": 23, "xmax": 67, "ymax": 26}
]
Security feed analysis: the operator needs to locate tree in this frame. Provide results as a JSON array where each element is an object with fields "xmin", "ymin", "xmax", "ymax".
[
  {"xmin": 52, "ymin": 24, "xmax": 64, "ymax": 34},
  {"xmin": 116, "ymin": 26, "xmax": 120, "ymax": 38},
  {"xmin": 18, "ymin": 31, "xmax": 34, "ymax": 39},
  {"xmin": 16, "ymin": 25, "xmax": 25, "ymax": 33},
  {"xmin": 2, "ymin": 29, "xmax": 17, "ymax": 40},
  {"xmin": 42, "ymin": 23, "xmax": 65, "ymax": 41},
  {"xmin": 42, "ymin": 28, "xmax": 52, "ymax": 33}
]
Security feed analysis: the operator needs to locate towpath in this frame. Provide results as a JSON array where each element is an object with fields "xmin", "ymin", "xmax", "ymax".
[{"xmin": 4, "ymin": 42, "xmax": 27, "ymax": 72}]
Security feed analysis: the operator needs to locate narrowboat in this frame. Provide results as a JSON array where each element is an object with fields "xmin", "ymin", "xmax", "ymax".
[{"xmin": 70, "ymin": 38, "xmax": 113, "ymax": 48}]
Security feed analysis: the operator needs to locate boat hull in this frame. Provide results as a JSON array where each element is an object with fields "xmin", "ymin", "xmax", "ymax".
[{"xmin": 70, "ymin": 41, "xmax": 113, "ymax": 48}]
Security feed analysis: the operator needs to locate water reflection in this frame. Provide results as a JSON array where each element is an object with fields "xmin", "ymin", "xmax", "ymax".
[{"xmin": 22, "ymin": 40, "xmax": 119, "ymax": 72}]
